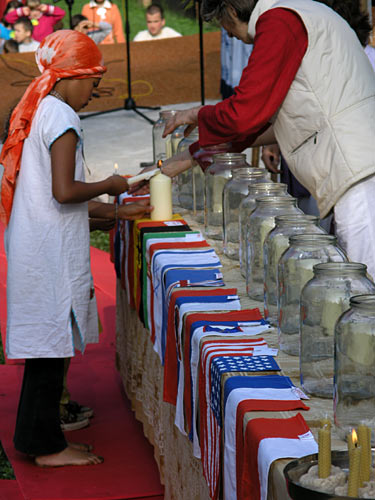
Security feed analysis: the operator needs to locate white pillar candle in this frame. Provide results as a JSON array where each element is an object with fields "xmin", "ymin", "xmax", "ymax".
[{"xmin": 150, "ymin": 171, "xmax": 173, "ymax": 221}]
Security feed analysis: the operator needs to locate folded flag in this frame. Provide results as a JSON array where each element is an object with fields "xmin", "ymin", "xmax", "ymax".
[
  {"xmin": 242, "ymin": 413, "xmax": 317, "ymax": 500},
  {"xmin": 211, "ymin": 354, "xmax": 280, "ymax": 426},
  {"xmin": 223, "ymin": 375, "xmax": 311, "ymax": 500}
]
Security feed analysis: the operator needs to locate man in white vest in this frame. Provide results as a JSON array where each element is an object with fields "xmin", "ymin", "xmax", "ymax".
[{"xmin": 161, "ymin": 0, "xmax": 375, "ymax": 279}]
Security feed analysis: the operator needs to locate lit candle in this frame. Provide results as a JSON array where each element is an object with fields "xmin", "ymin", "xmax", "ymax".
[
  {"xmin": 348, "ymin": 429, "xmax": 361, "ymax": 497},
  {"xmin": 358, "ymin": 424, "xmax": 371, "ymax": 484},
  {"xmin": 113, "ymin": 162, "xmax": 119, "ymax": 175},
  {"xmin": 320, "ymin": 416, "xmax": 332, "ymax": 429},
  {"xmin": 150, "ymin": 171, "xmax": 172, "ymax": 221},
  {"xmin": 318, "ymin": 423, "xmax": 331, "ymax": 478}
]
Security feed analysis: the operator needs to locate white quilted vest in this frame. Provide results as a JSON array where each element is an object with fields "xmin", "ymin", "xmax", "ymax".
[{"xmin": 249, "ymin": 0, "xmax": 375, "ymax": 217}]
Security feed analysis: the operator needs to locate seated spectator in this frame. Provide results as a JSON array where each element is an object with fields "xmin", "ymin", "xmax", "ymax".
[
  {"xmin": 133, "ymin": 3, "xmax": 181, "ymax": 41},
  {"xmin": 3, "ymin": 38, "xmax": 18, "ymax": 52},
  {"xmin": 13, "ymin": 16, "xmax": 39, "ymax": 51},
  {"xmin": 4, "ymin": 0, "xmax": 65, "ymax": 42},
  {"xmin": 81, "ymin": 0, "xmax": 124, "ymax": 44},
  {"xmin": 71, "ymin": 13, "xmax": 112, "ymax": 44}
]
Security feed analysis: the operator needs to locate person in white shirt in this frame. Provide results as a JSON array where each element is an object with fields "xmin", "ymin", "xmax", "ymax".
[
  {"xmin": 13, "ymin": 17, "xmax": 39, "ymax": 52},
  {"xmin": 133, "ymin": 4, "xmax": 181, "ymax": 42}
]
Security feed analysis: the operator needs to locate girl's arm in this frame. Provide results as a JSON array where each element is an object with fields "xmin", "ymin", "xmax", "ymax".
[
  {"xmin": 88, "ymin": 199, "xmax": 152, "ymax": 220},
  {"xmin": 40, "ymin": 4, "xmax": 66, "ymax": 21},
  {"xmin": 51, "ymin": 130, "xmax": 128, "ymax": 203},
  {"xmin": 4, "ymin": 7, "xmax": 24, "ymax": 24}
]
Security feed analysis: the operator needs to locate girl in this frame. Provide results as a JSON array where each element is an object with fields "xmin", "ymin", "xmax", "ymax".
[
  {"xmin": 81, "ymin": 0, "xmax": 124, "ymax": 44},
  {"xmin": 0, "ymin": 29, "xmax": 150, "ymax": 467}
]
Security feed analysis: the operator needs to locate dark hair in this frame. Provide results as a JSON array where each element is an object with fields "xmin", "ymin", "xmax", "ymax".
[
  {"xmin": 14, "ymin": 16, "xmax": 34, "ymax": 33},
  {"xmin": 2, "ymin": 0, "xmax": 23, "ymax": 26},
  {"xmin": 316, "ymin": 0, "xmax": 372, "ymax": 46},
  {"xmin": 3, "ymin": 39, "xmax": 19, "ymax": 53},
  {"xmin": 146, "ymin": 3, "xmax": 164, "ymax": 18},
  {"xmin": 201, "ymin": 0, "xmax": 256, "ymax": 24},
  {"xmin": 71, "ymin": 13, "xmax": 88, "ymax": 29},
  {"xmin": 202, "ymin": 0, "xmax": 371, "ymax": 46}
]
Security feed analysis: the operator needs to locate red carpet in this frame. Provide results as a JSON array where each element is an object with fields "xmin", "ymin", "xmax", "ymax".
[{"xmin": 0, "ymin": 222, "xmax": 164, "ymax": 500}]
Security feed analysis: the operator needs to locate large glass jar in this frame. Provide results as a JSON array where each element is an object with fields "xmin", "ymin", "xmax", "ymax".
[
  {"xmin": 246, "ymin": 196, "xmax": 301, "ymax": 302},
  {"xmin": 278, "ymin": 234, "xmax": 347, "ymax": 356},
  {"xmin": 301, "ymin": 263, "xmax": 375, "ymax": 399},
  {"xmin": 153, "ymin": 110, "xmax": 176, "ymax": 162},
  {"xmin": 176, "ymin": 129, "xmax": 204, "ymax": 216},
  {"xmin": 223, "ymin": 166, "xmax": 269, "ymax": 259},
  {"xmin": 334, "ymin": 295, "xmax": 375, "ymax": 439},
  {"xmin": 239, "ymin": 182, "xmax": 288, "ymax": 278},
  {"xmin": 204, "ymin": 153, "xmax": 236, "ymax": 240},
  {"xmin": 264, "ymin": 215, "xmax": 326, "ymax": 324}
]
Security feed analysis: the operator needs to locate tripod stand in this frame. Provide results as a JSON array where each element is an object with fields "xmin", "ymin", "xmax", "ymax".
[{"xmin": 80, "ymin": 0, "xmax": 160, "ymax": 124}]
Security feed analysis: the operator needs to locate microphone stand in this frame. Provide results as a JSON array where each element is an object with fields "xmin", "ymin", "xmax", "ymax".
[
  {"xmin": 80, "ymin": 0, "xmax": 160, "ymax": 124},
  {"xmin": 196, "ymin": 0, "xmax": 205, "ymax": 105}
]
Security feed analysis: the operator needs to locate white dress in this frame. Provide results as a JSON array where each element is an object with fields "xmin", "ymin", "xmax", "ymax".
[{"xmin": 5, "ymin": 95, "xmax": 99, "ymax": 359}]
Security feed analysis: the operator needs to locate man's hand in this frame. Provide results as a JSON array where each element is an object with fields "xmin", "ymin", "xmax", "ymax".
[
  {"xmin": 261, "ymin": 144, "xmax": 281, "ymax": 173},
  {"xmin": 163, "ymin": 106, "xmax": 202, "ymax": 137},
  {"xmin": 118, "ymin": 200, "xmax": 153, "ymax": 220}
]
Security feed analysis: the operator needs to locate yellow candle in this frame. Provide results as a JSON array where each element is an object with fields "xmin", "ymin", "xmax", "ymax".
[
  {"xmin": 318, "ymin": 425, "xmax": 331, "ymax": 478},
  {"xmin": 348, "ymin": 444, "xmax": 361, "ymax": 497},
  {"xmin": 358, "ymin": 424, "xmax": 371, "ymax": 483},
  {"xmin": 150, "ymin": 171, "xmax": 172, "ymax": 221},
  {"xmin": 320, "ymin": 417, "xmax": 332, "ymax": 429},
  {"xmin": 113, "ymin": 162, "xmax": 119, "ymax": 175}
]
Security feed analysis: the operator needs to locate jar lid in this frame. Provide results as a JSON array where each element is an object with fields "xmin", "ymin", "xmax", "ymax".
[
  {"xmin": 289, "ymin": 233, "xmax": 337, "ymax": 246},
  {"xmin": 313, "ymin": 262, "xmax": 367, "ymax": 275},
  {"xmin": 248, "ymin": 182, "xmax": 287, "ymax": 193},
  {"xmin": 232, "ymin": 167, "xmax": 266, "ymax": 176},
  {"xmin": 212, "ymin": 153, "xmax": 247, "ymax": 163},
  {"xmin": 349, "ymin": 294, "xmax": 375, "ymax": 309},
  {"xmin": 275, "ymin": 214, "xmax": 320, "ymax": 225},
  {"xmin": 255, "ymin": 195, "xmax": 296, "ymax": 205}
]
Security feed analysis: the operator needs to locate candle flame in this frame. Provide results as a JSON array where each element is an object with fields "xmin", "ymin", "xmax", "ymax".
[
  {"xmin": 352, "ymin": 429, "xmax": 358, "ymax": 445},
  {"xmin": 114, "ymin": 163, "xmax": 119, "ymax": 171}
]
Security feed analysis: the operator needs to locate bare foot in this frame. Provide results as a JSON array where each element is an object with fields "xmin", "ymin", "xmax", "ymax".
[
  {"xmin": 68, "ymin": 442, "xmax": 93, "ymax": 452},
  {"xmin": 35, "ymin": 445, "xmax": 103, "ymax": 467}
]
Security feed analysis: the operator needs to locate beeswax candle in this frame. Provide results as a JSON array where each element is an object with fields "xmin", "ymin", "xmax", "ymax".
[
  {"xmin": 348, "ymin": 429, "xmax": 361, "ymax": 497},
  {"xmin": 318, "ymin": 425, "xmax": 331, "ymax": 478},
  {"xmin": 358, "ymin": 424, "xmax": 371, "ymax": 484}
]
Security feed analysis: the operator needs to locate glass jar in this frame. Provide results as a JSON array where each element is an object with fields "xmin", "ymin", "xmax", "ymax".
[
  {"xmin": 171, "ymin": 125, "xmax": 185, "ymax": 155},
  {"xmin": 334, "ymin": 294, "xmax": 375, "ymax": 439},
  {"xmin": 264, "ymin": 215, "xmax": 326, "ymax": 324},
  {"xmin": 239, "ymin": 182, "xmax": 289, "ymax": 278},
  {"xmin": 300, "ymin": 263, "xmax": 375, "ymax": 399},
  {"xmin": 278, "ymin": 234, "xmax": 347, "ymax": 356},
  {"xmin": 246, "ymin": 196, "xmax": 301, "ymax": 302},
  {"xmin": 152, "ymin": 110, "xmax": 177, "ymax": 162},
  {"xmin": 223, "ymin": 166, "xmax": 269, "ymax": 259},
  {"xmin": 204, "ymin": 153, "xmax": 235, "ymax": 240},
  {"xmin": 176, "ymin": 129, "xmax": 204, "ymax": 215}
]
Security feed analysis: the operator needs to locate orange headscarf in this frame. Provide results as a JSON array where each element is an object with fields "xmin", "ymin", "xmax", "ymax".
[{"xmin": 0, "ymin": 30, "xmax": 107, "ymax": 224}]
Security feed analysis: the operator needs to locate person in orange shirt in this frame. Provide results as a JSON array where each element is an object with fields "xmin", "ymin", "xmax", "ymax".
[{"xmin": 81, "ymin": 0, "xmax": 124, "ymax": 44}]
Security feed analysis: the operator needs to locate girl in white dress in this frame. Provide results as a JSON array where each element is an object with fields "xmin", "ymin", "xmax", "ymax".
[{"xmin": 0, "ymin": 30, "xmax": 148, "ymax": 467}]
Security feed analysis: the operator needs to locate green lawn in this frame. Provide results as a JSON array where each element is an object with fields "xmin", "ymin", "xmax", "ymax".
[{"xmin": 62, "ymin": 0, "xmax": 219, "ymax": 36}]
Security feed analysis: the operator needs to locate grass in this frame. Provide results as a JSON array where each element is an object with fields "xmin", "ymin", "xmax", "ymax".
[
  {"xmin": 62, "ymin": 0, "xmax": 219, "ymax": 36},
  {"xmin": 90, "ymin": 230, "xmax": 111, "ymax": 252}
]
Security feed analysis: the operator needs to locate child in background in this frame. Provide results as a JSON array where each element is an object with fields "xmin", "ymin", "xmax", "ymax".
[
  {"xmin": 0, "ymin": 29, "xmax": 151, "ymax": 467},
  {"xmin": 71, "ymin": 13, "xmax": 112, "ymax": 44},
  {"xmin": 13, "ymin": 17, "xmax": 39, "ymax": 51},
  {"xmin": 133, "ymin": 3, "xmax": 181, "ymax": 42},
  {"xmin": 81, "ymin": 0, "xmax": 124, "ymax": 44},
  {"xmin": 4, "ymin": 0, "xmax": 65, "ymax": 42}
]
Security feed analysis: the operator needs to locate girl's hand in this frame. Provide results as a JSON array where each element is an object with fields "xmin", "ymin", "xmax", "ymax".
[
  {"xmin": 107, "ymin": 175, "xmax": 129, "ymax": 196},
  {"xmin": 39, "ymin": 4, "xmax": 48, "ymax": 12},
  {"xmin": 163, "ymin": 106, "xmax": 202, "ymax": 137},
  {"xmin": 118, "ymin": 200, "xmax": 153, "ymax": 220}
]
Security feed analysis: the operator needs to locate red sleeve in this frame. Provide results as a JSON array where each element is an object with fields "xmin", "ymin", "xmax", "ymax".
[
  {"xmin": 47, "ymin": 5, "xmax": 65, "ymax": 21},
  {"xmin": 4, "ymin": 7, "xmax": 23, "ymax": 24},
  {"xmin": 198, "ymin": 8, "xmax": 308, "ymax": 148}
]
